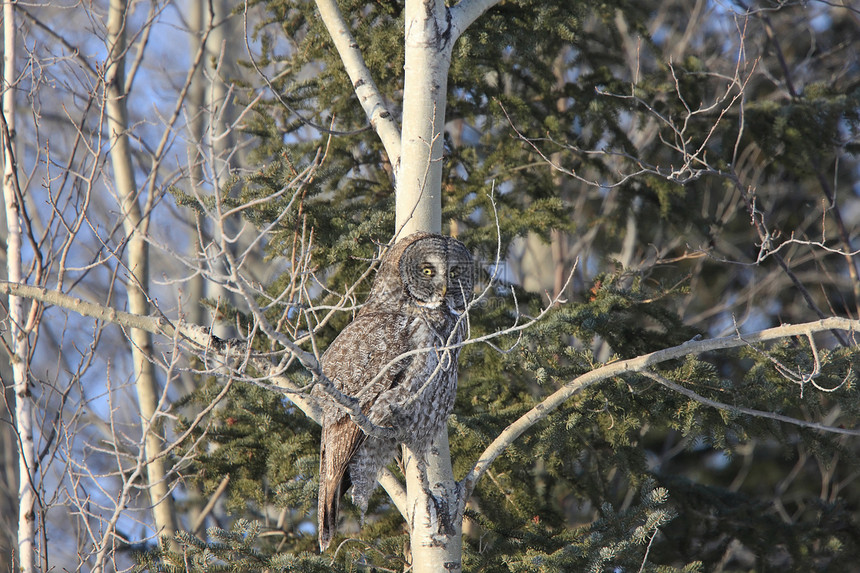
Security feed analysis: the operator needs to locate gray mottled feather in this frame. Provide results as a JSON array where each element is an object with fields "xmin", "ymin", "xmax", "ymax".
[{"xmin": 316, "ymin": 233, "xmax": 472, "ymax": 551}]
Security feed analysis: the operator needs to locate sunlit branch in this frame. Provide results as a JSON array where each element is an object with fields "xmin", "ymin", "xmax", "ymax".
[{"xmin": 462, "ymin": 317, "xmax": 860, "ymax": 500}]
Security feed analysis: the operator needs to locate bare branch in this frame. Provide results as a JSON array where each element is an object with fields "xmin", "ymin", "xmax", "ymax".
[
  {"xmin": 191, "ymin": 475, "xmax": 230, "ymax": 535},
  {"xmin": 311, "ymin": 0, "xmax": 402, "ymax": 166},
  {"xmin": 461, "ymin": 318, "xmax": 860, "ymax": 500},
  {"xmin": 448, "ymin": 0, "xmax": 504, "ymax": 42}
]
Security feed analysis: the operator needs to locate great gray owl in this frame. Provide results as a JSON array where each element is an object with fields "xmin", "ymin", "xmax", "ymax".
[{"xmin": 316, "ymin": 232, "xmax": 474, "ymax": 551}]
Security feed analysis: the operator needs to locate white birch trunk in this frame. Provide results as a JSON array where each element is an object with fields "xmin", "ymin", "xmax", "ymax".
[
  {"xmin": 398, "ymin": 1, "xmax": 463, "ymax": 567},
  {"xmin": 404, "ymin": 432, "xmax": 464, "ymax": 573},
  {"xmin": 316, "ymin": 0, "xmax": 503, "ymax": 568},
  {"xmin": 186, "ymin": 0, "xmax": 207, "ymax": 332},
  {"xmin": 395, "ymin": 0, "xmax": 454, "ymax": 238},
  {"xmin": 204, "ymin": 0, "xmax": 238, "ymax": 339},
  {"xmin": 395, "ymin": 0, "xmax": 501, "ymax": 238},
  {"xmin": 104, "ymin": 0, "xmax": 178, "ymax": 546},
  {"xmin": 186, "ymin": 0, "xmax": 233, "ymax": 339},
  {"xmin": 2, "ymin": 3, "xmax": 36, "ymax": 571}
]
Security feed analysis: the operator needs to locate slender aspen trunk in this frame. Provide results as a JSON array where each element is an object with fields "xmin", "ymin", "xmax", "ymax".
[
  {"xmin": 182, "ymin": 0, "xmax": 209, "ymax": 531},
  {"xmin": 398, "ymin": 7, "xmax": 459, "ymax": 571},
  {"xmin": 395, "ymin": 0, "xmax": 454, "ymax": 238},
  {"xmin": 404, "ymin": 432, "xmax": 464, "ymax": 572},
  {"xmin": 203, "ymin": 0, "xmax": 236, "ymax": 339},
  {"xmin": 2, "ymin": 3, "xmax": 36, "ymax": 571},
  {"xmin": 398, "ymin": 1, "xmax": 463, "ymax": 567},
  {"xmin": 316, "ymin": 0, "xmax": 502, "ymax": 567},
  {"xmin": 206, "ymin": 0, "xmax": 236, "ymax": 193},
  {"xmin": 394, "ymin": 0, "xmax": 515, "ymax": 568},
  {"xmin": 104, "ymin": 0, "xmax": 178, "ymax": 546}
]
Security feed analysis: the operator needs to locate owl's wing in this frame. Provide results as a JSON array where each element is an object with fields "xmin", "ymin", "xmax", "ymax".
[{"xmin": 317, "ymin": 311, "xmax": 413, "ymax": 551}]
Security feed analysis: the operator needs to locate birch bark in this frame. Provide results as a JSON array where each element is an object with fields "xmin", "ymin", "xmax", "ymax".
[
  {"xmin": 395, "ymin": 0, "xmax": 452, "ymax": 237},
  {"xmin": 314, "ymin": 0, "xmax": 504, "ymax": 568},
  {"xmin": 397, "ymin": 2, "xmax": 501, "ymax": 568},
  {"xmin": 396, "ymin": 0, "xmax": 504, "ymax": 238},
  {"xmin": 3, "ymin": 4, "xmax": 37, "ymax": 571},
  {"xmin": 404, "ymin": 432, "xmax": 464, "ymax": 572}
]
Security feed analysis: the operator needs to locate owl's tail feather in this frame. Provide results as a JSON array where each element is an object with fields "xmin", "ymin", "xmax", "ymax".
[
  {"xmin": 319, "ymin": 416, "xmax": 365, "ymax": 551},
  {"xmin": 319, "ymin": 467, "xmax": 351, "ymax": 551}
]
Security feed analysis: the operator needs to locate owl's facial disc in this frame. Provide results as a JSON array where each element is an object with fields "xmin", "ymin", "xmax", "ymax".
[
  {"xmin": 416, "ymin": 255, "xmax": 448, "ymax": 307},
  {"xmin": 445, "ymin": 262, "xmax": 473, "ymax": 312},
  {"xmin": 399, "ymin": 236, "xmax": 474, "ymax": 312}
]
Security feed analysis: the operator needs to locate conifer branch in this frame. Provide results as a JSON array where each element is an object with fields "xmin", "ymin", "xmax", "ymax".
[
  {"xmin": 640, "ymin": 370, "xmax": 860, "ymax": 436},
  {"xmin": 461, "ymin": 317, "xmax": 860, "ymax": 500}
]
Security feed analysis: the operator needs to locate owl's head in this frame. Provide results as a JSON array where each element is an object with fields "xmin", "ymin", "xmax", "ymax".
[{"xmin": 399, "ymin": 235, "xmax": 474, "ymax": 312}]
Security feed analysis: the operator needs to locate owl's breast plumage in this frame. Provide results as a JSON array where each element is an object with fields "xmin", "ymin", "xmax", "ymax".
[{"xmin": 388, "ymin": 309, "xmax": 463, "ymax": 449}]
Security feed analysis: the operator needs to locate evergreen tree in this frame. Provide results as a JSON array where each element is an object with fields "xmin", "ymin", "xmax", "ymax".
[{"xmin": 160, "ymin": 0, "xmax": 860, "ymax": 571}]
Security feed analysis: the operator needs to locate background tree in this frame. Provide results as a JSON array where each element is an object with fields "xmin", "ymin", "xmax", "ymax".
[
  {"xmin": 1, "ymin": 0, "xmax": 859, "ymax": 571},
  {"xmin": 3, "ymin": 1, "xmax": 38, "ymax": 571}
]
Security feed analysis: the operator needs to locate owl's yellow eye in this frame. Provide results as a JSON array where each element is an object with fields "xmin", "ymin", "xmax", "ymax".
[
  {"xmin": 421, "ymin": 265, "xmax": 435, "ymax": 277},
  {"xmin": 449, "ymin": 268, "xmax": 460, "ymax": 279}
]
